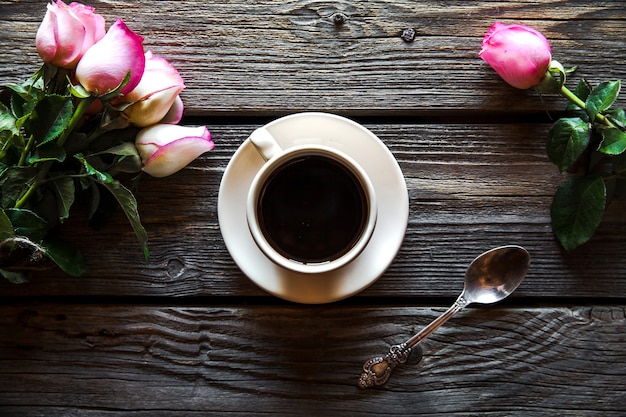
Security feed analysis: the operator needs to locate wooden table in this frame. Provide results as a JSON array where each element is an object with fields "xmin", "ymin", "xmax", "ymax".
[{"xmin": 1, "ymin": 1, "xmax": 625, "ymax": 415}]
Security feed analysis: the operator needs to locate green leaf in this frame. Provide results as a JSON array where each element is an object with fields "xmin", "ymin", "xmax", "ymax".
[
  {"xmin": 49, "ymin": 176, "xmax": 75, "ymax": 221},
  {"xmin": 0, "ymin": 102, "xmax": 20, "ymax": 161},
  {"xmin": 92, "ymin": 142, "xmax": 142, "ymax": 174},
  {"xmin": 0, "ymin": 132, "xmax": 16, "ymax": 161},
  {"xmin": 26, "ymin": 94, "xmax": 74, "ymax": 147},
  {"xmin": 550, "ymin": 176, "xmax": 606, "ymax": 251},
  {"xmin": 566, "ymin": 80, "xmax": 591, "ymax": 114},
  {"xmin": 14, "ymin": 114, "xmax": 30, "ymax": 139},
  {"xmin": 8, "ymin": 81, "xmax": 41, "ymax": 98},
  {"xmin": 40, "ymin": 236, "xmax": 85, "ymax": 277},
  {"xmin": 86, "ymin": 179, "xmax": 101, "ymax": 221},
  {"xmin": 0, "ymin": 166, "xmax": 37, "ymax": 207},
  {"xmin": 87, "ymin": 182, "xmax": 117, "ymax": 229},
  {"xmin": 607, "ymin": 108, "xmax": 626, "ymax": 129},
  {"xmin": 0, "ymin": 102, "xmax": 18, "ymax": 136},
  {"xmin": 547, "ymin": 117, "xmax": 591, "ymax": 172},
  {"xmin": 0, "ymin": 208, "xmax": 15, "ymax": 241},
  {"xmin": 597, "ymin": 127, "xmax": 626, "ymax": 155},
  {"xmin": 5, "ymin": 208, "xmax": 48, "ymax": 242},
  {"xmin": 27, "ymin": 142, "xmax": 66, "ymax": 164},
  {"xmin": 92, "ymin": 142, "xmax": 140, "ymax": 158},
  {"xmin": 0, "ymin": 268, "xmax": 30, "ymax": 284},
  {"xmin": 68, "ymin": 83, "xmax": 91, "ymax": 99},
  {"xmin": 7, "ymin": 83, "xmax": 43, "ymax": 118},
  {"xmin": 574, "ymin": 79, "xmax": 591, "ymax": 101},
  {"xmin": 100, "ymin": 180, "xmax": 149, "ymax": 260},
  {"xmin": 585, "ymin": 80, "xmax": 620, "ymax": 122},
  {"xmin": 75, "ymin": 154, "xmax": 113, "ymax": 183}
]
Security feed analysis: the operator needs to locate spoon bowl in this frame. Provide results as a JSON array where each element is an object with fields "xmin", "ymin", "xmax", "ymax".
[
  {"xmin": 358, "ymin": 245, "xmax": 530, "ymax": 389},
  {"xmin": 463, "ymin": 245, "xmax": 530, "ymax": 304}
]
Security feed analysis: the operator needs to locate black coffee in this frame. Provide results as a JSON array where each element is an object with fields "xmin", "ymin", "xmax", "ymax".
[{"xmin": 257, "ymin": 154, "xmax": 368, "ymax": 264}]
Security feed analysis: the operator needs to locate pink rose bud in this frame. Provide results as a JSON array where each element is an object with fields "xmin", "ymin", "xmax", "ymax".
[
  {"xmin": 36, "ymin": 0, "xmax": 106, "ymax": 69},
  {"xmin": 75, "ymin": 19, "xmax": 145, "ymax": 96},
  {"xmin": 159, "ymin": 95, "xmax": 184, "ymax": 125},
  {"xmin": 135, "ymin": 124, "xmax": 214, "ymax": 177},
  {"xmin": 479, "ymin": 22, "xmax": 552, "ymax": 89},
  {"xmin": 122, "ymin": 51, "xmax": 186, "ymax": 127}
]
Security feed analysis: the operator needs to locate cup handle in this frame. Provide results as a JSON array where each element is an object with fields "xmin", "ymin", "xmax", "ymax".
[{"xmin": 249, "ymin": 127, "xmax": 283, "ymax": 162}]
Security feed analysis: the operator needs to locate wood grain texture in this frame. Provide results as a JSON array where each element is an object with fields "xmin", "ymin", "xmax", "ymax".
[
  {"xmin": 1, "ymin": 0, "xmax": 625, "ymax": 116},
  {"xmin": 0, "ymin": 122, "xmax": 624, "ymax": 299},
  {"xmin": 1, "ymin": 2, "xmax": 625, "ymax": 414},
  {"xmin": 0, "ymin": 304, "xmax": 624, "ymax": 415}
]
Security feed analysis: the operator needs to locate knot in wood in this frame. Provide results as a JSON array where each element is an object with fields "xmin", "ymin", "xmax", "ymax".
[
  {"xmin": 401, "ymin": 27, "xmax": 416, "ymax": 42},
  {"xmin": 167, "ymin": 258, "xmax": 186, "ymax": 279},
  {"xmin": 331, "ymin": 12, "xmax": 347, "ymax": 25}
]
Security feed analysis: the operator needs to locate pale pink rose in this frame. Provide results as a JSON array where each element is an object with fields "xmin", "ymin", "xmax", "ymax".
[
  {"xmin": 121, "ymin": 51, "xmax": 186, "ymax": 127},
  {"xmin": 479, "ymin": 22, "xmax": 552, "ymax": 89},
  {"xmin": 36, "ymin": 0, "xmax": 106, "ymax": 69},
  {"xmin": 135, "ymin": 124, "xmax": 214, "ymax": 177},
  {"xmin": 75, "ymin": 19, "xmax": 145, "ymax": 96},
  {"xmin": 159, "ymin": 95, "xmax": 184, "ymax": 125}
]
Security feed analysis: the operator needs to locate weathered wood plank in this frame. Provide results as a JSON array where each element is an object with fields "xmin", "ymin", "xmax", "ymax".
[
  {"xmin": 0, "ymin": 304, "xmax": 624, "ymax": 415},
  {"xmin": 0, "ymin": 122, "xmax": 624, "ymax": 298},
  {"xmin": 1, "ymin": 2, "xmax": 623, "ymax": 415},
  {"xmin": 1, "ymin": 0, "xmax": 624, "ymax": 116}
]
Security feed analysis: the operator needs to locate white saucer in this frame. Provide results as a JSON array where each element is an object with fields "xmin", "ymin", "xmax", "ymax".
[{"xmin": 217, "ymin": 112, "xmax": 408, "ymax": 303}]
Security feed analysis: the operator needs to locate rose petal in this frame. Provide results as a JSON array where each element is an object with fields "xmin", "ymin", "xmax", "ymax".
[
  {"xmin": 76, "ymin": 19, "xmax": 145, "ymax": 96},
  {"xmin": 136, "ymin": 124, "xmax": 213, "ymax": 177}
]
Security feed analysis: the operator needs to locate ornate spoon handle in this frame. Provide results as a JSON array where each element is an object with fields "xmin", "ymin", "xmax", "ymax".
[
  {"xmin": 357, "ymin": 343, "xmax": 413, "ymax": 389},
  {"xmin": 358, "ymin": 295, "xmax": 470, "ymax": 389}
]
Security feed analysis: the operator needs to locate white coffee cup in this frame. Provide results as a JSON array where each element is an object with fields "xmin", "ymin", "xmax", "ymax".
[{"xmin": 246, "ymin": 127, "xmax": 377, "ymax": 274}]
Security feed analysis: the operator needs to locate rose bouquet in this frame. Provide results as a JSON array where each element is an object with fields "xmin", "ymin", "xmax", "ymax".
[
  {"xmin": 480, "ymin": 22, "xmax": 626, "ymax": 251},
  {"xmin": 0, "ymin": 1, "xmax": 214, "ymax": 282}
]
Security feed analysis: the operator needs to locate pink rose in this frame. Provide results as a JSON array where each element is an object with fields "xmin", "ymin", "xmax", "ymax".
[
  {"xmin": 121, "ymin": 51, "xmax": 186, "ymax": 127},
  {"xmin": 135, "ymin": 124, "xmax": 214, "ymax": 177},
  {"xmin": 75, "ymin": 19, "xmax": 145, "ymax": 96},
  {"xmin": 159, "ymin": 95, "xmax": 184, "ymax": 125},
  {"xmin": 479, "ymin": 22, "xmax": 552, "ymax": 89},
  {"xmin": 36, "ymin": 0, "xmax": 106, "ymax": 69}
]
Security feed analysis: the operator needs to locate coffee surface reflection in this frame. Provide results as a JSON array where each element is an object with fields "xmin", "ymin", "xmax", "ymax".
[{"xmin": 257, "ymin": 154, "xmax": 368, "ymax": 264}]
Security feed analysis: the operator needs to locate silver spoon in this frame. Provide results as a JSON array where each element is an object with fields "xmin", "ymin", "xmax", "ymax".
[{"xmin": 358, "ymin": 245, "xmax": 530, "ymax": 389}]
